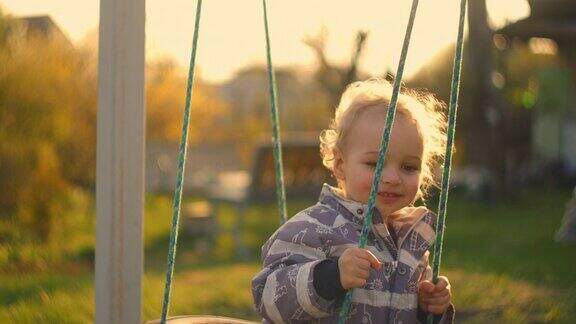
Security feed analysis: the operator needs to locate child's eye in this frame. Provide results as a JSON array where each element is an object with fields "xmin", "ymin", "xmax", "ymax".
[
  {"xmin": 365, "ymin": 162, "xmax": 377, "ymax": 168},
  {"xmin": 402, "ymin": 164, "xmax": 419, "ymax": 172}
]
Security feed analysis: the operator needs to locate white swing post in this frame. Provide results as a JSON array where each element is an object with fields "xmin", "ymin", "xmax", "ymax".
[{"xmin": 95, "ymin": 0, "xmax": 145, "ymax": 323}]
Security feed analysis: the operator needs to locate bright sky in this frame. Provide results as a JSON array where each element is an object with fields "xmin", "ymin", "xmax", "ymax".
[{"xmin": 1, "ymin": 0, "xmax": 529, "ymax": 83}]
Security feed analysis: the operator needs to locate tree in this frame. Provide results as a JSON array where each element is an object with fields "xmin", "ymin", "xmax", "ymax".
[
  {"xmin": 409, "ymin": 0, "xmax": 513, "ymax": 198},
  {"xmin": 146, "ymin": 59, "xmax": 229, "ymax": 145},
  {"xmin": 463, "ymin": 0, "xmax": 508, "ymax": 198},
  {"xmin": 408, "ymin": 1, "xmax": 576, "ymax": 201},
  {"xmin": 0, "ymin": 27, "xmax": 92, "ymax": 242},
  {"xmin": 0, "ymin": 6, "xmax": 12, "ymax": 46},
  {"xmin": 304, "ymin": 28, "xmax": 369, "ymax": 111}
]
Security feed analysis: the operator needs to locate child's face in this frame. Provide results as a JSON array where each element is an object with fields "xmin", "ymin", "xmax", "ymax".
[{"xmin": 333, "ymin": 107, "xmax": 423, "ymax": 217}]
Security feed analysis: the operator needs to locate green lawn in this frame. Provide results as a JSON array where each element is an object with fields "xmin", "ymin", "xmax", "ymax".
[{"xmin": 1, "ymin": 188, "xmax": 575, "ymax": 323}]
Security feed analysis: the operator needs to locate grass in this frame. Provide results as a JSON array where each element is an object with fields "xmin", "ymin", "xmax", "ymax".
[
  {"xmin": 0, "ymin": 188, "xmax": 575, "ymax": 323},
  {"xmin": 439, "ymin": 189, "xmax": 576, "ymax": 323}
]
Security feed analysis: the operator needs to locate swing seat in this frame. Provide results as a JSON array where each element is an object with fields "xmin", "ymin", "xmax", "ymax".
[{"xmin": 147, "ymin": 315, "xmax": 258, "ymax": 324}]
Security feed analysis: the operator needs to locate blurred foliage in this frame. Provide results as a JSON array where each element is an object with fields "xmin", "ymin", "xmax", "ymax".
[
  {"xmin": 0, "ymin": 7, "xmax": 11, "ymax": 46},
  {"xmin": 0, "ymin": 12, "xmax": 230, "ymax": 245},
  {"xmin": 146, "ymin": 59, "xmax": 230, "ymax": 145},
  {"xmin": 216, "ymin": 65, "xmax": 333, "ymax": 167},
  {"xmin": 498, "ymin": 39, "xmax": 568, "ymax": 114},
  {"xmin": 0, "ymin": 18, "xmax": 93, "ymax": 243},
  {"xmin": 0, "ymin": 8, "xmax": 334, "ymax": 245},
  {"xmin": 408, "ymin": 33, "xmax": 569, "ymax": 194},
  {"xmin": 409, "ymin": 36, "xmax": 566, "ymax": 138}
]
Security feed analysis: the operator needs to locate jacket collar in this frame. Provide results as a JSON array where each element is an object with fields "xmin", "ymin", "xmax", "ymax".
[
  {"xmin": 318, "ymin": 183, "xmax": 434, "ymax": 244},
  {"xmin": 318, "ymin": 184, "xmax": 381, "ymax": 226}
]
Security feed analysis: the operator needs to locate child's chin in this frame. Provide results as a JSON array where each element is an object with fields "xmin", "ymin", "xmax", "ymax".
[
  {"xmin": 376, "ymin": 205, "xmax": 399, "ymax": 217},
  {"xmin": 377, "ymin": 204, "xmax": 396, "ymax": 217}
]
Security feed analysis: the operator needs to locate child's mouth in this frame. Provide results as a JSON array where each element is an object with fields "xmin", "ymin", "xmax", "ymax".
[{"xmin": 377, "ymin": 192, "xmax": 402, "ymax": 203}]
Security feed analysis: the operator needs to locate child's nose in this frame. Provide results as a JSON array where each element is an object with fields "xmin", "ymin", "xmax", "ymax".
[{"xmin": 380, "ymin": 166, "xmax": 401, "ymax": 185}]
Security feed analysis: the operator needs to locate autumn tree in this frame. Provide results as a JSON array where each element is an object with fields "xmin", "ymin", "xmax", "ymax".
[
  {"xmin": 408, "ymin": 1, "xmax": 570, "ymax": 199},
  {"xmin": 146, "ymin": 59, "xmax": 229, "ymax": 145},
  {"xmin": 0, "ymin": 20, "xmax": 94, "ymax": 243},
  {"xmin": 0, "ymin": 7, "xmax": 11, "ymax": 46},
  {"xmin": 304, "ymin": 28, "xmax": 369, "ymax": 111}
]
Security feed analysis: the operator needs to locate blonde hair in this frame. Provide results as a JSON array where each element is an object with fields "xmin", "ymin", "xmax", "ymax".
[{"xmin": 319, "ymin": 78, "xmax": 448, "ymax": 202}]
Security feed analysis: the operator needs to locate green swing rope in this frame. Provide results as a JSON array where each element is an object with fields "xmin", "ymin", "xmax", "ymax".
[
  {"xmin": 158, "ymin": 0, "xmax": 465, "ymax": 322},
  {"xmin": 336, "ymin": 0, "xmax": 467, "ymax": 321},
  {"xmin": 262, "ymin": 0, "xmax": 288, "ymax": 225},
  {"xmin": 427, "ymin": 1, "xmax": 467, "ymax": 323},
  {"xmin": 160, "ymin": 1, "xmax": 290, "ymax": 321},
  {"xmin": 160, "ymin": 0, "xmax": 203, "ymax": 323},
  {"xmin": 337, "ymin": 0, "xmax": 421, "ymax": 321}
]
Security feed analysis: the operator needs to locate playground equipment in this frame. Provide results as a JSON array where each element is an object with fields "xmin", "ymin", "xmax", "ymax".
[{"xmin": 95, "ymin": 0, "xmax": 466, "ymax": 323}]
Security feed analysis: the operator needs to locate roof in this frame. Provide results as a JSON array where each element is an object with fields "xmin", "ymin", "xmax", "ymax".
[
  {"xmin": 528, "ymin": 0, "xmax": 576, "ymax": 20},
  {"xmin": 15, "ymin": 15, "xmax": 71, "ymax": 44},
  {"xmin": 499, "ymin": 19, "xmax": 576, "ymax": 40},
  {"xmin": 498, "ymin": 0, "xmax": 576, "ymax": 40}
]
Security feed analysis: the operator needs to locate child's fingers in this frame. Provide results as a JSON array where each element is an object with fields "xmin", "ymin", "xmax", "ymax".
[
  {"xmin": 418, "ymin": 280, "xmax": 435, "ymax": 294},
  {"xmin": 353, "ymin": 268, "xmax": 370, "ymax": 280},
  {"xmin": 434, "ymin": 276, "xmax": 450, "ymax": 292},
  {"xmin": 427, "ymin": 303, "xmax": 449, "ymax": 315},
  {"xmin": 420, "ymin": 289, "xmax": 449, "ymax": 302},
  {"xmin": 430, "ymin": 289, "xmax": 450, "ymax": 299},
  {"xmin": 419, "ymin": 277, "xmax": 451, "ymax": 315},
  {"xmin": 419, "ymin": 292, "xmax": 450, "ymax": 305},
  {"xmin": 354, "ymin": 257, "xmax": 371, "ymax": 271},
  {"xmin": 351, "ymin": 277, "xmax": 367, "ymax": 287},
  {"xmin": 342, "ymin": 248, "xmax": 381, "ymax": 271}
]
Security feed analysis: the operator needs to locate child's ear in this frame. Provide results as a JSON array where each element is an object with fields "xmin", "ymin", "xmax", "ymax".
[{"xmin": 332, "ymin": 147, "xmax": 346, "ymax": 181}]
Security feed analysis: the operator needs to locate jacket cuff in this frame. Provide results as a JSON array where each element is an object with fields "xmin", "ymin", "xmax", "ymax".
[
  {"xmin": 439, "ymin": 303, "xmax": 455, "ymax": 324},
  {"xmin": 296, "ymin": 260, "xmax": 340, "ymax": 317},
  {"xmin": 417, "ymin": 303, "xmax": 455, "ymax": 324},
  {"xmin": 313, "ymin": 258, "xmax": 346, "ymax": 300}
]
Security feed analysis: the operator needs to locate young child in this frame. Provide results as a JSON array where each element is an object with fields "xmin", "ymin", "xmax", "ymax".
[{"xmin": 251, "ymin": 79, "xmax": 455, "ymax": 323}]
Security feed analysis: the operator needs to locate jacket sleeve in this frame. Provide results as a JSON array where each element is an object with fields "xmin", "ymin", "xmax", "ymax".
[{"xmin": 251, "ymin": 217, "xmax": 342, "ymax": 323}]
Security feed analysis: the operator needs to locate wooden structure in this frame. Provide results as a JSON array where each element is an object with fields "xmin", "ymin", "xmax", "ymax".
[
  {"xmin": 94, "ymin": 1, "xmax": 332, "ymax": 319},
  {"xmin": 199, "ymin": 135, "xmax": 333, "ymax": 258},
  {"xmin": 15, "ymin": 15, "xmax": 71, "ymax": 45},
  {"xmin": 146, "ymin": 141, "xmax": 239, "ymax": 195},
  {"xmin": 207, "ymin": 136, "xmax": 331, "ymax": 204},
  {"xmin": 499, "ymin": 0, "xmax": 576, "ymax": 243},
  {"xmin": 499, "ymin": 0, "xmax": 576, "ymax": 41},
  {"xmin": 96, "ymin": 0, "xmax": 145, "ymax": 323},
  {"xmin": 498, "ymin": 0, "xmax": 576, "ymax": 176}
]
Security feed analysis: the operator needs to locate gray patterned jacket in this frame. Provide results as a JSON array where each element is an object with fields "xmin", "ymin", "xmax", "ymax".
[{"xmin": 251, "ymin": 184, "xmax": 455, "ymax": 323}]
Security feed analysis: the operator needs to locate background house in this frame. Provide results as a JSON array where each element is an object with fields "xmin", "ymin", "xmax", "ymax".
[
  {"xmin": 14, "ymin": 15, "xmax": 71, "ymax": 46},
  {"xmin": 498, "ymin": 0, "xmax": 576, "ymax": 179}
]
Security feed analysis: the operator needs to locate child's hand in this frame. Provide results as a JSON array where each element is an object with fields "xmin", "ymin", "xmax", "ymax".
[
  {"xmin": 338, "ymin": 248, "xmax": 382, "ymax": 290},
  {"xmin": 418, "ymin": 276, "xmax": 452, "ymax": 315}
]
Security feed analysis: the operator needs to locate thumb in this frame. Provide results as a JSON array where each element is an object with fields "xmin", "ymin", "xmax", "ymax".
[{"xmin": 365, "ymin": 250, "xmax": 382, "ymax": 270}]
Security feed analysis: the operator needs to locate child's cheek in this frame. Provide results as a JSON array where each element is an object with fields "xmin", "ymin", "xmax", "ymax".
[
  {"xmin": 363, "ymin": 166, "xmax": 373, "ymax": 180},
  {"xmin": 362, "ymin": 171, "xmax": 374, "ymax": 191}
]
